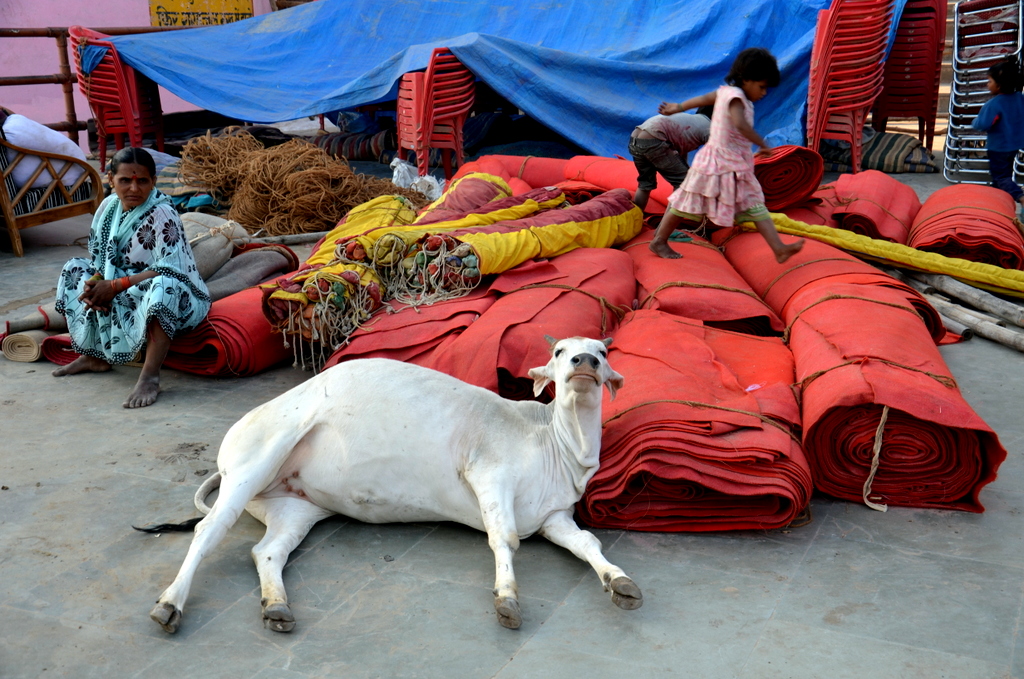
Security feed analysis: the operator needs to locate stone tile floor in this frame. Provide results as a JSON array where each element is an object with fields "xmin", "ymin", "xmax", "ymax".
[{"xmin": 0, "ymin": 169, "xmax": 1021, "ymax": 679}]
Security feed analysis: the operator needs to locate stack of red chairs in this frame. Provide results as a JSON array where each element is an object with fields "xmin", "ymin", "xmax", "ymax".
[
  {"xmin": 68, "ymin": 26, "xmax": 164, "ymax": 170},
  {"xmin": 396, "ymin": 48, "xmax": 476, "ymax": 179},
  {"xmin": 872, "ymin": 0, "xmax": 947, "ymax": 149},
  {"xmin": 806, "ymin": 0, "xmax": 896, "ymax": 173}
]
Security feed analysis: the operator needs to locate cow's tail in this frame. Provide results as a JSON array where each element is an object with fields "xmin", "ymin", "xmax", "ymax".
[
  {"xmin": 193, "ymin": 470, "xmax": 222, "ymax": 515},
  {"xmin": 131, "ymin": 471, "xmax": 223, "ymax": 534}
]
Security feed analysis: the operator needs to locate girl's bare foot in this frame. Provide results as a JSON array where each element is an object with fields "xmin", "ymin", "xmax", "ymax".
[
  {"xmin": 774, "ymin": 239, "xmax": 804, "ymax": 264},
  {"xmin": 52, "ymin": 355, "xmax": 111, "ymax": 376},
  {"xmin": 124, "ymin": 374, "xmax": 160, "ymax": 408},
  {"xmin": 649, "ymin": 238, "xmax": 682, "ymax": 259}
]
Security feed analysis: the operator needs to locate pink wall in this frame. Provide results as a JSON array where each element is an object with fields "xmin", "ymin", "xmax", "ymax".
[{"xmin": 0, "ymin": 0, "xmax": 273, "ymax": 151}]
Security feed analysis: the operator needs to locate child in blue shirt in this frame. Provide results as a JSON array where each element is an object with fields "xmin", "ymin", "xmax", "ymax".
[{"xmin": 971, "ymin": 57, "xmax": 1024, "ymax": 212}]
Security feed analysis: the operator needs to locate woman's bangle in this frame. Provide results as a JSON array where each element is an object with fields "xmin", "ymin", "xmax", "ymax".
[{"xmin": 111, "ymin": 276, "xmax": 132, "ymax": 293}]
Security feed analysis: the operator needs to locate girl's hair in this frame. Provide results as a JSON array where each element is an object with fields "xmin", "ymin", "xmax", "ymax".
[
  {"xmin": 989, "ymin": 56, "xmax": 1023, "ymax": 94},
  {"xmin": 725, "ymin": 47, "xmax": 780, "ymax": 88},
  {"xmin": 107, "ymin": 147, "xmax": 156, "ymax": 178}
]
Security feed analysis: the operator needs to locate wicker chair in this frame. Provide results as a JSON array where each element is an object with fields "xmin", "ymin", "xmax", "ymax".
[{"xmin": 0, "ymin": 125, "xmax": 102, "ymax": 257}]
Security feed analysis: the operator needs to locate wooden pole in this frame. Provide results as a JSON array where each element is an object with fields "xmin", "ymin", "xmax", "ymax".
[
  {"xmin": 909, "ymin": 272, "xmax": 1024, "ymax": 328},
  {"xmin": 249, "ymin": 231, "xmax": 330, "ymax": 245},
  {"xmin": 939, "ymin": 314, "xmax": 973, "ymax": 341},
  {"xmin": 925, "ymin": 293, "xmax": 1024, "ymax": 352}
]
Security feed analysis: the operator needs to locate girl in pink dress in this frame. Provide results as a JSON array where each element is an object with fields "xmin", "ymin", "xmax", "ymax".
[{"xmin": 649, "ymin": 48, "xmax": 804, "ymax": 263}]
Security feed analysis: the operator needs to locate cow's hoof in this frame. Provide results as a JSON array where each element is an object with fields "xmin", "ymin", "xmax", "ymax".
[
  {"xmin": 609, "ymin": 576, "xmax": 643, "ymax": 610},
  {"xmin": 150, "ymin": 602, "xmax": 182, "ymax": 634},
  {"xmin": 262, "ymin": 602, "xmax": 295, "ymax": 633},
  {"xmin": 494, "ymin": 596, "xmax": 522, "ymax": 629}
]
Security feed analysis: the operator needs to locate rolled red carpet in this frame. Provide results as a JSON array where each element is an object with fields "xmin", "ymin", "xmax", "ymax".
[
  {"xmin": 163, "ymin": 287, "xmax": 292, "ymax": 377},
  {"xmin": 719, "ymin": 230, "xmax": 1006, "ymax": 511},
  {"xmin": 578, "ymin": 310, "xmax": 812, "ymax": 531},
  {"xmin": 832, "ymin": 170, "xmax": 921, "ymax": 243},
  {"xmin": 624, "ymin": 228, "xmax": 782, "ymax": 335},
  {"xmin": 908, "ymin": 184, "xmax": 1024, "ymax": 269},
  {"xmin": 753, "ymin": 145, "xmax": 824, "ymax": 211},
  {"xmin": 714, "ymin": 230, "xmax": 945, "ymax": 343},
  {"xmin": 427, "ymin": 247, "xmax": 636, "ymax": 399},
  {"xmin": 40, "ymin": 333, "xmax": 78, "ymax": 365},
  {"xmin": 781, "ymin": 184, "xmax": 842, "ymax": 228}
]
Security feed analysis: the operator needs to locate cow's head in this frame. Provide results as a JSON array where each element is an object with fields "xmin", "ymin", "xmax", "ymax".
[{"xmin": 528, "ymin": 336, "xmax": 624, "ymax": 403}]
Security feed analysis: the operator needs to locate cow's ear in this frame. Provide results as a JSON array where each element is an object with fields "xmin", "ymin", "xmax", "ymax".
[
  {"xmin": 528, "ymin": 366, "xmax": 553, "ymax": 397},
  {"xmin": 604, "ymin": 370, "xmax": 624, "ymax": 401}
]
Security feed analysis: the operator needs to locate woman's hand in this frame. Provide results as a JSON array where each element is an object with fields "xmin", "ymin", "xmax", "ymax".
[
  {"xmin": 79, "ymin": 277, "xmax": 116, "ymax": 313},
  {"xmin": 658, "ymin": 102, "xmax": 682, "ymax": 115}
]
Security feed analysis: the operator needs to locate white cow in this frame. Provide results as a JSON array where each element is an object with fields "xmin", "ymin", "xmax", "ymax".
[{"xmin": 149, "ymin": 336, "xmax": 641, "ymax": 634}]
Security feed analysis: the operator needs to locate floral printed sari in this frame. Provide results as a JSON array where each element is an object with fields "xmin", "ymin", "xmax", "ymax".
[{"xmin": 56, "ymin": 190, "xmax": 211, "ymax": 365}]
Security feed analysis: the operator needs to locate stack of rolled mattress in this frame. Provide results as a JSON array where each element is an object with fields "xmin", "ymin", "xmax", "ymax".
[
  {"xmin": 578, "ymin": 310, "xmax": 812, "ymax": 531},
  {"xmin": 624, "ymin": 229, "xmax": 782, "ymax": 335},
  {"xmin": 718, "ymin": 230, "xmax": 1007, "ymax": 511},
  {"xmin": 753, "ymin": 145, "xmax": 824, "ymax": 211},
  {"xmin": 831, "ymin": 170, "xmax": 922, "ymax": 243},
  {"xmin": 163, "ymin": 287, "xmax": 292, "ymax": 377},
  {"xmin": 426, "ymin": 247, "xmax": 636, "ymax": 400},
  {"xmin": 908, "ymin": 184, "xmax": 1024, "ymax": 269}
]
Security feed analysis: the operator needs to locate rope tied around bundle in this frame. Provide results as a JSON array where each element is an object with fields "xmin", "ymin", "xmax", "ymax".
[
  {"xmin": 795, "ymin": 358, "xmax": 957, "ymax": 394},
  {"xmin": 505, "ymin": 283, "xmax": 630, "ymax": 336},
  {"xmin": 862, "ymin": 405, "xmax": 891, "ymax": 512},
  {"xmin": 782, "ymin": 293, "xmax": 924, "ymax": 343},
  {"xmin": 640, "ymin": 280, "xmax": 763, "ymax": 310}
]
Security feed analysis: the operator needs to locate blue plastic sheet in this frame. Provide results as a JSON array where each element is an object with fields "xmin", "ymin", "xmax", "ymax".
[{"xmin": 108, "ymin": 0, "xmax": 907, "ymax": 156}]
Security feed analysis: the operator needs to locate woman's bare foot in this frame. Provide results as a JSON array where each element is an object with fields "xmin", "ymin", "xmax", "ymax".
[
  {"xmin": 124, "ymin": 374, "xmax": 160, "ymax": 408},
  {"xmin": 52, "ymin": 355, "xmax": 111, "ymax": 376},
  {"xmin": 649, "ymin": 238, "xmax": 682, "ymax": 259},
  {"xmin": 773, "ymin": 239, "xmax": 805, "ymax": 264}
]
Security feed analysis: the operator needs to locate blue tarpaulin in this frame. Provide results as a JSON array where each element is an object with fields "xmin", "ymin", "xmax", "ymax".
[{"xmin": 107, "ymin": 0, "xmax": 907, "ymax": 157}]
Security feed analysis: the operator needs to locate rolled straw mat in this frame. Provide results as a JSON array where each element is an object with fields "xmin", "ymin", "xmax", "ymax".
[{"xmin": 2, "ymin": 329, "xmax": 54, "ymax": 362}]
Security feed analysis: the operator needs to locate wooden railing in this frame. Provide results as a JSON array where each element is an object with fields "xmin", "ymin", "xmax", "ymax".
[{"xmin": 0, "ymin": 26, "xmax": 186, "ymax": 145}]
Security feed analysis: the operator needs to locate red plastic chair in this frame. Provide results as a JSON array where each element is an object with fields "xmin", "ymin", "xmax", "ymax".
[
  {"xmin": 396, "ymin": 48, "xmax": 476, "ymax": 179},
  {"xmin": 68, "ymin": 26, "xmax": 164, "ymax": 169}
]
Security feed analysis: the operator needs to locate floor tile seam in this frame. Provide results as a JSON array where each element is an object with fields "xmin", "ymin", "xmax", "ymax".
[
  {"xmin": 752, "ymin": 615, "xmax": 1017, "ymax": 670},
  {"xmin": 490, "ymin": 573, "xmax": 593, "ymax": 678},
  {"xmin": 808, "ymin": 530, "xmax": 1024, "ymax": 573},
  {"xmin": 0, "ymin": 600, "xmax": 182, "ymax": 671}
]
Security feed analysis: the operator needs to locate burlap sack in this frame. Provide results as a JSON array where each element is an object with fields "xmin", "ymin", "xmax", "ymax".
[{"xmin": 182, "ymin": 213, "xmax": 250, "ymax": 280}]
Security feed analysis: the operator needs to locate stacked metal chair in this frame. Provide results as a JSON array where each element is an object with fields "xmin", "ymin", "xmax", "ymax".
[
  {"xmin": 806, "ymin": 0, "xmax": 896, "ymax": 173},
  {"xmin": 943, "ymin": 0, "xmax": 1023, "ymax": 184},
  {"xmin": 872, "ymin": 0, "xmax": 948, "ymax": 149}
]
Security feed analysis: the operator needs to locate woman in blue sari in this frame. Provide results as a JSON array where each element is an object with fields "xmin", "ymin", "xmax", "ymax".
[{"xmin": 54, "ymin": 147, "xmax": 211, "ymax": 408}]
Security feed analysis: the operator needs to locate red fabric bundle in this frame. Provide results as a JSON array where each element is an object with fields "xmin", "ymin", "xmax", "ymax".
[
  {"xmin": 831, "ymin": 170, "xmax": 922, "ymax": 243},
  {"xmin": 578, "ymin": 310, "xmax": 812, "ymax": 531},
  {"xmin": 563, "ymin": 155, "xmax": 672, "ymax": 214},
  {"xmin": 753, "ymin": 145, "xmax": 824, "ymax": 211},
  {"xmin": 553, "ymin": 179, "xmax": 606, "ymax": 205},
  {"xmin": 624, "ymin": 228, "xmax": 783, "ymax": 335},
  {"xmin": 714, "ymin": 231, "xmax": 945, "ymax": 343},
  {"xmin": 788, "ymin": 283, "xmax": 1006, "ymax": 511},
  {"xmin": 414, "ymin": 186, "xmax": 565, "ymax": 226},
  {"xmin": 40, "ymin": 333, "xmax": 78, "ymax": 366},
  {"xmin": 781, "ymin": 184, "xmax": 842, "ymax": 228},
  {"xmin": 719, "ymin": 231, "xmax": 1006, "ymax": 511},
  {"xmin": 427, "ymin": 247, "xmax": 636, "ymax": 399},
  {"xmin": 163, "ymin": 287, "xmax": 291, "ymax": 377},
  {"xmin": 323, "ymin": 287, "xmax": 499, "ymax": 369},
  {"xmin": 452, "ymin": 155, "xmax": 569, "ymax": 187},
  {"xmin": 908, "ymin": 184, "xmax": 1024, "ymax": 269},
  {"xmin": 415, "ymin": 174, "xmax": 511, "ymax": 223}
]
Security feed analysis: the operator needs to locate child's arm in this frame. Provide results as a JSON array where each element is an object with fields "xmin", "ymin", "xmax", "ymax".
[
  {"xmin": 660, "ymin": 91, "xmax": 717, "ymax": 116},
  {"xmin": 971, "ymin": 99, "xmax": 998, "ymax": 132},
  {"xmin": 729, "ymin": 98, "xmax": 771, "ymax": 153}
]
